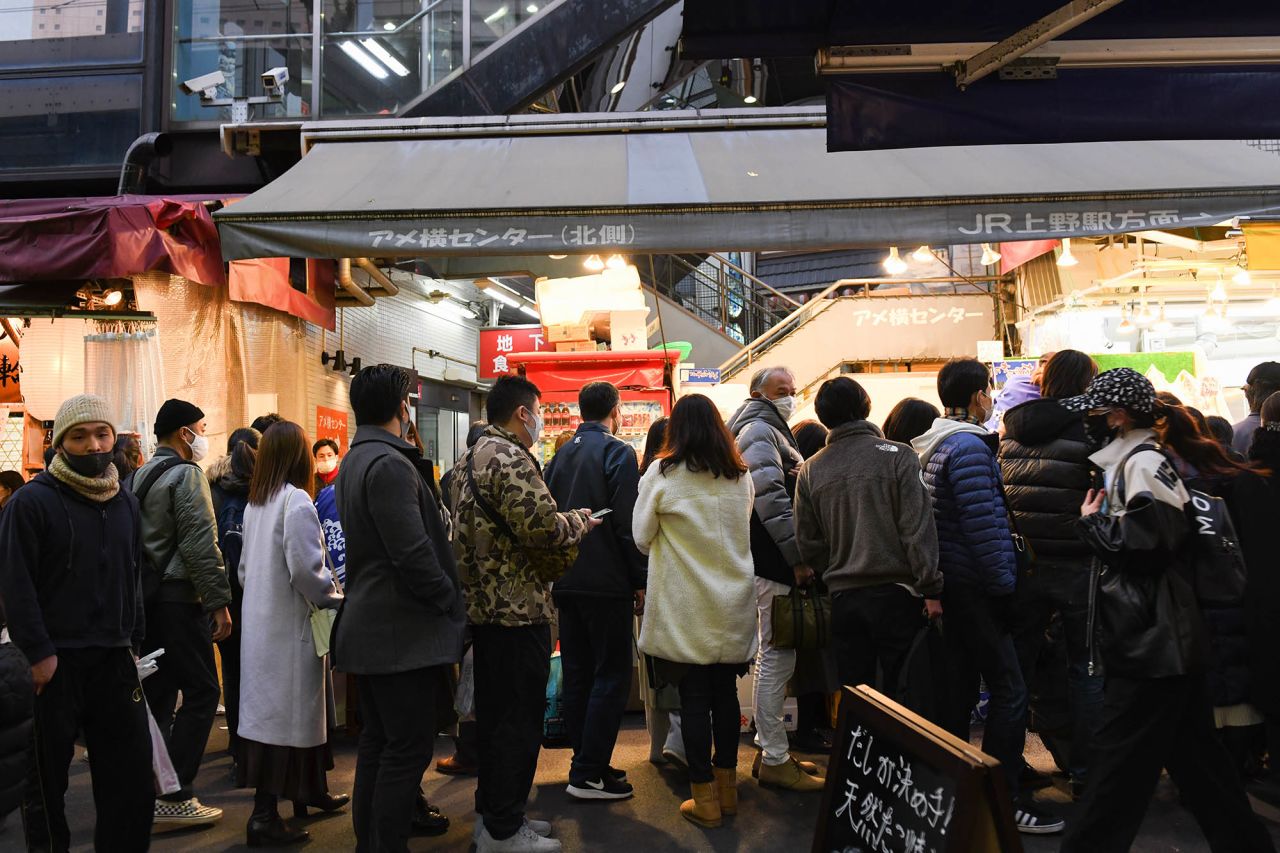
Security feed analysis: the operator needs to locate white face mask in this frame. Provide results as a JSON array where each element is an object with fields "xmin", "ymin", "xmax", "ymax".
[
  {"xmin": 183, "ymin": 428, "xmax": 209, "ymax": 463},
  {"xmin": 771, "ymin": 394, "xmax": 797, "ymax": 422},
  {"xmin": 316, "ymin": 458, "xmax": 338, "ymax": 475},
  {"xmin": 523, "ymin": 408, "xmax": 544, "ymax": 446}
]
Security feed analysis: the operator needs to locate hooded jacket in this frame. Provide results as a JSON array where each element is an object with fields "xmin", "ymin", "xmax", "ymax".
[
  {"xmin": 726, "ymin": 397, "xmax": 805, "ymax": 586},
  {"xmin": 999, "ymin": 399, "xmax": 1096, "ymax": 565},
  {"xmin": 0, "ymin": 640, "xmax": 32, "ymax": 819},
  {"xmin": 0, "ymin": 473, "xmax": 145, "ymax": 665},
  {"xmin": 135, "ymin": 446, "xmax": 231, "ymax": 611},
  {"xmin": 1079, "ymin": 428, "xmax": 1204, "ymax": 679},
  {"xmin": 1247, "ymin": 428, "xmax": 1280, "ymax": 713},
  {"xmin": 544, "ymin": 421, "xmax": 647, "ymax": 598},
  {"xmin": 794, "ymin": 421, "xmax": 941, "ymax": 597},
  {"xmin": 912, "ymin": 418, "xmax": 1017, "ymax": 596},
  {"xmin": 209, "ymin": 455, "xmax": 252, "ymax": 623}
]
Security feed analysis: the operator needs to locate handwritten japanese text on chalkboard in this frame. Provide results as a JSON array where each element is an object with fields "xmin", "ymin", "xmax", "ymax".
[{"xmin": 831, "ymin": 725, "xmax": 957, "ymax": 853}]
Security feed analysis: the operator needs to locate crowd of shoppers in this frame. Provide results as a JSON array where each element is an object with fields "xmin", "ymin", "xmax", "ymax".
[{"xmin": 4, "ymin": 354, "xmax": 1280, "ymax": 852}]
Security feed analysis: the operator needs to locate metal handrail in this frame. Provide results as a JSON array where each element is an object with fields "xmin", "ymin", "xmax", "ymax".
[
  {"xmin": 328, "ymin": 0, "xmax": 449, "ymax": 39},
  {"xmin": 719, "ymin": 278, "xmax": 846, "ymax": 378},
  {"xmin": 706, "ymin": 252, "xmax": 801, "ymax": 308},
  {"xmin": 660, "ymin": 254, "xmax": 793, "ymax": 340}
]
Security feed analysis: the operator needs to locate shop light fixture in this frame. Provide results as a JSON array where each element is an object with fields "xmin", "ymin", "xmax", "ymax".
[
  {"xmin": 520, "ymin": 304, "xmax": 541, "ymax": 319},
  {"xmin": 605, "ymin": 254, "xmax": 627, "ymax": 270},
  {"xmin": 360, "ymin": 39, "xmax": 410, "ymax": 77},
  {"xmin": 743, "ymin": 94, "xmax": 758, "ymax": 104},
  {"xmin": 1057, "ymin": 238, "xmax": 1078, "ymax": 268},
  {"xmin": 340, "ymin": 40, "xmax": 388, "ymax": 80},
  {"xmin": 1233, "ymin": 265, "xmax": 1252, "ymax": 286},
  {"xmin": 610, "ymin": 80, "xmax": 627, "ymax": 95},
  {"xmin": 548, "ymin": 254, "xmax": 567, "ymax": 260},
  {"xmin": 583, "ymin": 254, "xmax": 606, "ymax": 272},
  {"xmin": 1152, "ymin": 302, "xmax": 1174, "ymax": 333},
  {"xmin": 431, "ymin": 298, "xmax": 474, "ymax": 321},
  {"xmin": 483, "ymin": 5, "xmax": 508, "ymax": 24},
  {"xmin": 382, "ymin": 21, "xmax": 396, "ymax": 30},
  {"xmin": 980, "ymin": 243, "xmax": 1002, "ymax": 266},
  {"xmin": 480, "ymin": 282, "xmax": 521, "ymax": 309},
  {"xmin": 1135, "ymin": 298, "xmax": 1157, "ymax": 328},
  {"xmin": 102, "ymin": 289, "xmax": 124, "ymax": 306},
  {"xmin": 526, "ymin": 3, "xmax": 538, "ymax": 12},
  {"xmin": 1116, "ymin": 311, "xmax": 1136, "ymax": 336},
  {"xmin": 1210, "ymin": 277, "xmax": 1228, "ymax": 302},
  {"xmin": 911, "ymin": 245, "xmax": 934, "ymax": 264},
  {"xmin": 1201, "ymin": 304, "xmax": 1233, "ymax": 333},
  {"xmin": 882, "ymin": 247, "xmax": 908, "ymax": 275}
]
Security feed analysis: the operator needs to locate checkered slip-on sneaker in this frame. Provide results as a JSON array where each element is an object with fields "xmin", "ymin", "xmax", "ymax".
[{"xmin": 153, "ymin": 797, "xmax": 223, "ymax": 825}]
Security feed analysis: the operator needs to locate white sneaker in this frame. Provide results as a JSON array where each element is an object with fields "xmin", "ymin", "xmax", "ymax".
[
  {"xmin": 476, "ymin": 822, "xmax": 562, "ymax": 852},
  {"xmin": 153, "ymin": 797, "xmax": 222, "ymax": 826},
  {"xmin": 475, "ymin": 818, "xmax": 553, "ymax": 843}
]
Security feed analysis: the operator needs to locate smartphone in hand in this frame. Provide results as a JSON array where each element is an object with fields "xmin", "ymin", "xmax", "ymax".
[{"xmin": 590, "ymin": 508, "xmax": 613, "ymax": 519}]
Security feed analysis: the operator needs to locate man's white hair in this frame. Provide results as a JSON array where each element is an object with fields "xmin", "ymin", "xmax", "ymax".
[{"xmin": 749, "ymin": 366, "xmax": 794, "ymax": 395}]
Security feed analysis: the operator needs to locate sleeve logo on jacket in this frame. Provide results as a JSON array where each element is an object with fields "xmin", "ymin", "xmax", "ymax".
[
  {"xmin": 1153, "ymin": 460, "xmax": 1179, "ymax": 491},
  {"xmin": 875, "ymin": 443, "xmax": 900, "ymax": 453}
]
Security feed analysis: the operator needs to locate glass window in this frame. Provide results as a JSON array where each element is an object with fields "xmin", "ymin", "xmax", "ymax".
[
  {"xmin": 469, "ymin": 0, "xmax": 537, "ymax": 58},
  {"xmin": 0, "ymin": 72, "xmax": 142, "ymax": 171},
  {"xmin": 169, "ymin": 0, "xmax": 313, "ymax": 123},
  {"xmin": 0, "ymin": 0, "xmax": 145, "ymax": 69}
]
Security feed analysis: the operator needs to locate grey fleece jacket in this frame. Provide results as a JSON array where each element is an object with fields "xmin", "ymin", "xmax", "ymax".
[{"xmin": 793, "ymin": 421, "xmax": 942, "ymax": 597}]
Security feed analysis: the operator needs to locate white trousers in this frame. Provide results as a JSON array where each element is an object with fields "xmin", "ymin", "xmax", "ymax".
[{"xmin": 752, "ymin": 576, "xmax": 796, "ymax": 766}]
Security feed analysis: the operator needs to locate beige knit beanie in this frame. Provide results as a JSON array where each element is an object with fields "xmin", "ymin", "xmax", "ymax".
[{"xmin": 53, "ymin": 394, "xmax": 116, "ymax": 447}]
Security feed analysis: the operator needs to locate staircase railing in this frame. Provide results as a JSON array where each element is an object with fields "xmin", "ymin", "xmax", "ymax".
[
  {"xmin": 641, "ymin": 253, "xmax": 796, "ymax": 345},
  {"xmin": 718, "ymin": 278, "xmax": 848, "ymax": 380}
]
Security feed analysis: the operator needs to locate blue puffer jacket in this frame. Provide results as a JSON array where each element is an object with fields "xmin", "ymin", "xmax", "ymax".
[{"xmin": 912, "ymin": 418, "xmax": 1017, "ymax": 596}]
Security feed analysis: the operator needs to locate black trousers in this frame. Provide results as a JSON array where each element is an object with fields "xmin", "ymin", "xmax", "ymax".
[
  {"xmin": 677, "ymin": 664, "xmax": 741, "ymax": 784},
  {"xmin": 939, "ymin": 585, "xmax": 1027, "ymax": 796},
  {"xmin": 553, "ymin": 593, "xmax": 633, "ymax": 784},
  {"xmin": 830, "ymin": 584, "xmax": 926, "ymax": 702},
  {"xmin": 1062, "ymin": 673, "xmax": 1275, "ymax": 853},
  {"xmin": 473, "ymin": 623, "xmax": 550, "ymax": 841},
  {"xmin": 215, "ymin": 632, "xmax": 240, "ymax": 760},
  {"xmin": 352, "ymin": 666, "xmax": 442, "ymax": 853},
  {"xmin": 141, "ymin": 601, "xmax": 220, "ymax": 801},
  {"xmin": 23, "ymin": 647, "xmax": 155, "ymax": 853}
]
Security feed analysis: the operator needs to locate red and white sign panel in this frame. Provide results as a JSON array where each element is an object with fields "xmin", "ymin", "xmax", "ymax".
[{"xmin": 478, "ymin": 325, "xmax": 547, "ymax": 379}]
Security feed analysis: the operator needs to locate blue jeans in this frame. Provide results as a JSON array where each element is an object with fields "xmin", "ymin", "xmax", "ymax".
[
  {"xmin": 553, "ymin": 593, "xmax": 634, "ymax": 784},
  {"xmin": 940, "ymin": 584, "xmax": 1028, "ymax": 796},
  {"xmin": 1012, "ymin": 561, "xmax": 1105, "ymax": 781}
]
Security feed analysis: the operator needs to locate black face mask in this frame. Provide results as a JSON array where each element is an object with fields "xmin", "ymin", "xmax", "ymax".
[
  {"xmin": 1084, "ymin": 414, "xmax": 1116, "ymax": 450},
  {"xmin": 63, "ymin": 450, "xmax": 113, "ymax": 478}
]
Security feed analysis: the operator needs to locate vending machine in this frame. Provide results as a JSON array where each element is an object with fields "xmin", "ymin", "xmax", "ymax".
[{"xmin": 507, "ymin": 350, "xmax": 680, "ymax": 466}]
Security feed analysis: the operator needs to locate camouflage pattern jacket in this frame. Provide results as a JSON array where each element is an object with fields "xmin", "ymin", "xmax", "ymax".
[{"xmin": 450, "ymin": 425, "xmax": 591, "ymax": 626}]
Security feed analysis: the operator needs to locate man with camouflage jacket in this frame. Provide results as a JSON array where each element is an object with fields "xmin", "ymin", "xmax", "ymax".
[{"xmin": 449, "ymin": 375, "xmax": 599, "ymax": 853}]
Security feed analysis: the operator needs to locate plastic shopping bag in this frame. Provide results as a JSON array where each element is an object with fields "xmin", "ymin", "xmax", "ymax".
[
  {"xmin": 147, "ymin": 704, "xmax": 181, "ymax": 796},
  {"xmin": 454, "ymin": 647, "xmax": 475, "ymax": 721}
]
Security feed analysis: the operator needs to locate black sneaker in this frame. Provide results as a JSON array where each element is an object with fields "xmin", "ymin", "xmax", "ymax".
[
  {"xmin": 566, "ymin": 776, "xmax": 634, "ymax": 801},
  {"xmin": 1013, "ymin": 802, "xmax": 1065, "ymax": 835},
  {"xmin": 606, "ymin": 766, "xmax": 627, "ymax": 783},
  {"xmin": 1019, "ymin": 763, "xmax": 1054, "ymax": 792}
]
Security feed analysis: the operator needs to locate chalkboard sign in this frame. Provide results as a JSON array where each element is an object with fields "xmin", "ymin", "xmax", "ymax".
[{"xmin": 813, "ymin": 686, "xmax": 1023, "ymax": 853}]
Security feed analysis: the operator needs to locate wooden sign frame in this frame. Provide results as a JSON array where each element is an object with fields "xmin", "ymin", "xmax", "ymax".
[{"xmin": 813, "ymin": 685, "xmax": 1024, "ymax": 853}]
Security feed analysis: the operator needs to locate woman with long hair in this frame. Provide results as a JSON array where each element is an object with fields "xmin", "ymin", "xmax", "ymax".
[
  {"xmin": 882, "ymin": 398, "xmax": 941, "ymax": 445},
  {"xmin": 209, "ymin": 427, "xmax": 261, "ymax": 765},
  {"xmin": 238, "ymin": 422, "xmax": 345, "ymax": 846},
  {"xmin": 635, "ymin": 395, "xmax": 755, "ymax": 829},
  {"xmin": 111, "ymin": 434, "xmax": 144, "ymax": 488},
  {"xmin": 640, "ymin": 417, "xmax": 668, "ymax": 475}
]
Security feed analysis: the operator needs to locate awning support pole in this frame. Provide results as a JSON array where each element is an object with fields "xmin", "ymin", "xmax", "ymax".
[{"xmin": 954, "ymin": 0, "xmax": 1128, "ymax": 89}]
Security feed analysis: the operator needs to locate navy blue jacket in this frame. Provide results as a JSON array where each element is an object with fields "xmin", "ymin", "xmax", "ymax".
[
  {"xmin": 0, "ymin": 473, "xmax": 144, "ymax": 665},
  {"xmin": 913, "ymin": 420, "xmax": 1017, "ymax": 596},
  {"xmin": 545, "ymin": 421, "xmax": 647, "ymax": 598}
]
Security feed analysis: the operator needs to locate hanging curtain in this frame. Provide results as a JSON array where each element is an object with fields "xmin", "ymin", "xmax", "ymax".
[{"xmin": 84, "ymin": 322, "xmax": 166, "ymax": 457}]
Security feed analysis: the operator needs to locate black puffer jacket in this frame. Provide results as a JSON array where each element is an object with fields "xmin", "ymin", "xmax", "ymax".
[
  {"xmin": 0, "ymin": 639, "xmax": 33, "ymax": 818},
  {"xmin": 1247, "ymin": 429, "xmax": 1280, "ymax": 714},
  {"xmin": 999, "ymin": 399, "xmax": 1096, "ymax": 564}
]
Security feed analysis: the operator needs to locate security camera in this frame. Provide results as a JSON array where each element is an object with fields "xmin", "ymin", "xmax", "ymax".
[
  {"xmin": 179, "ymin": 70, "xmax": 226, "ymax": 97},
  {"xmin": 262, "ymin": 66, "xmax": 289, "ymax": 91}
]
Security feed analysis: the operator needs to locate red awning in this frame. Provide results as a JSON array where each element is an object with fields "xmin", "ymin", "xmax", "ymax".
[
  {"xmin": 0, "ymin": 195, "xmax": 227, "ymax": 287},
  {"xmin": 508, "ymin": 350, "xmax": 679, "ymax": 392}
]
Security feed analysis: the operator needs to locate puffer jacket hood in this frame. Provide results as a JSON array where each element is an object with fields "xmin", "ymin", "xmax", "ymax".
[
  {"xmin": 912, "ymin": 417, "xmax": 993, "ymax": 465},
  {"xmin": 207, "ymin": 454, "xmax": 251, "ymax": 496},
  {"xmin": 726, "ymin": 397, "xmax": 796, "ymax": 448},
  {"xmin": 1003, "ymin": 398, "xmax": 1082, "ymax": 446}
]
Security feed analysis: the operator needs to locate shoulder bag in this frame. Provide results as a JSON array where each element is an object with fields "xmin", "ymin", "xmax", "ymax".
[
  {"xmin": 465, "ymin": 449, "xmax": 578, "ymax": 582},
  {"xmin": 770, "ymin": 585, "xmax": 831, "ymax": 651}
]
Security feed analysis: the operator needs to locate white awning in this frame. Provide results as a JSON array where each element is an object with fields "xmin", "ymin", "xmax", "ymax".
[{"xmin": 214, "ymin": 107, "xmax": 1280, "ymax": 260}]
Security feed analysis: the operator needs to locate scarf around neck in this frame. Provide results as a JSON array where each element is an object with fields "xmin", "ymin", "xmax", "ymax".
[
  {"xmin": 49, "ymin": 453, "xmax": 121, "ymax": 502},
  {"xmin": 944, "ymin": 407, "xmax": 982, "ymax": 426}
]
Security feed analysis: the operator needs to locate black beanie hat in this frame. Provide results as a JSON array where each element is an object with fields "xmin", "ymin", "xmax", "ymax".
[{"xmin": 154, "ymin": 398, "xmax": 205, "ymax": 438}]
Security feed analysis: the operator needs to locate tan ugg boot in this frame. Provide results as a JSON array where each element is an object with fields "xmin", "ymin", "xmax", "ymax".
[
  {"xmin": 712, "ymin": 768, "xmax": 738, "ymax": 816},
  {"xmin": 680, "ymin": 781, "xmax": 722, "ymax": 828},
  {"xmin": 757, "ymin": 757, "xmax": 827, "ymax": 792}
]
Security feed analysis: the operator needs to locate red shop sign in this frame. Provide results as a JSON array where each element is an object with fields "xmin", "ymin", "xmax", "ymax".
[
  {"xmin": 478, "ymin": 325, "xmax": 547, "ymax": 379},
  {"xmin": 315, "ymin": 406, "xmax": 350, "ymax": 453}
]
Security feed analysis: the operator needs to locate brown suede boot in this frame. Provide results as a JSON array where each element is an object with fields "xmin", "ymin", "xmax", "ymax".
[
  {"xmin": 680, "ymin": 781, "xmax": 722, "ymax": 828},
  {"xmin": 757, "ymin": 757, "xmax": 827, "ymax": 791},
  {"xmin": 751, "ymin": 752, "xmax": 821, "ymax": 779},
  {"xmin": 712, "ymin": 768, "xmax": 738, "ymax": 816}
]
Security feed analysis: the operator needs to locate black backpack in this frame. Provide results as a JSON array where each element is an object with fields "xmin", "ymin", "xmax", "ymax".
[
  {"xmin": 134, "ymin": 456, "xmax": 200, "ymax": 607},
  {"xmin": 214, "ymin": 490, "xmax": 248, "ymax": 608},
  {"xmin": 1115, "ymin": 443, "xmax": 1248, "ymax": 609}
]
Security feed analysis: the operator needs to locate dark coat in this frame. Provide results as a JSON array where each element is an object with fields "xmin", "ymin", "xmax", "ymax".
[
  {"xmin": 332, "ymin": 426, "xmax": 464, "ymax": 674},
  {"xmin": 726, "ymin": 398, "xmax": 805, "ymax": 586},
  {"xmin": 0, "ymin": 641, "xmax": 33, "ymax": 818},
  {"xmin": 999, "ymin": 399, "xmax": 1096, "ymax": 566},
  {"xmin": 0, "ymin": 474, "xmax": 144, "ymax": 665},
  {"xmin": 1247, "ymin": 429, "xmax": 1280, "ymax": 713},
  {"xmin": 544, "ymin": 421, "xmax": 647, "ymax": 597}
]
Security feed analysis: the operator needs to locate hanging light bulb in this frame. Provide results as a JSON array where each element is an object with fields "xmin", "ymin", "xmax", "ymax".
[
  {"xmin": 102, "ymin": 289, "xmax": 124, "ymax": 306},
  {"xmin": 1057, "ymin": 238, "xmax": 1078, "ymax": 268},
  {"xmin": 583, "ymin": 254, "xmax": 605, "ymax": 272},
  {"xmin": 1135, "ymin": 299, "xmax": 1157, "ymax": 328},
  {"xmin": 1152, "ymin": 302, "xmax": 1174, "ymax": 333},
  {"xmin": 1233, "ymin": 264, "xmax": 1252, "ymax": 286},
  {"xmin": 912, "ymin": 245, "xmax": 934, "ymax": 264},
  {"xmin": 1116, "ymin": 310, "xmax": 1136, "ymax": 336},
  {"xmin": 882, "ymin": 247, "xmax": 908, "ymax": 275},
  {"xmin": 1210, "ymin": 277, "xmax": 1228, "ymax": 302},
  {"xmin": 1201, "ymin": 304, "xmax": 1233, "ymax": 333},
  {"xmin": 605, "ymin": 254, "xmax": 627, "ymax": 270},
  {"xmin": 980, "ymin": 243, "xmax": 1002, "ymax": 267}
]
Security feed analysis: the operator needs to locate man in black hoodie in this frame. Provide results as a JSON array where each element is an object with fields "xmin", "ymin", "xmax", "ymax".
[
  {"xmin": 999, "ymin": 350, "xmax": 1101, "ymax": 799},
  {"xmin": 545, "ymin": 381, "xmax": 646, "ymax": 801},
  {"xmin": 0, "ymin": 395, "xmax": 154, "ymax": 852}
]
